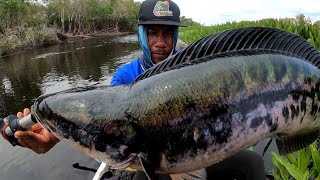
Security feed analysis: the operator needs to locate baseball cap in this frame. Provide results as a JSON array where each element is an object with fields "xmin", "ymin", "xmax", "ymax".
[{"xmin": 138, "ymin": 0, "xmax": 186, "ymax": 27}]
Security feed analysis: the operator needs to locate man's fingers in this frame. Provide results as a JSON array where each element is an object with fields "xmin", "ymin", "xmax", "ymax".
[
  {"xmin": 18, "ymin": 138, "xmax": 32, "ymax": 149},
  {"xmin": 14, "ymin": 127, "xmax": 59, "ymax": 154},
  {"xmin": 16, "ymin": 108, "xmax": 31, "ymax": 118},
  {"xmin": 15, "ymin": 131, "xmax": 46, "ymax": 154},
  {"xmin": 11, "ymin": 108, "xmax": 51, "ymax": 154},
  {"xmin": 17, "ymin": 138, "xmax": 44, "ymax": 154},
  {"xmin": 31, "ymin": 124, "xmax": 43, "ymax": 133},
  {"xmin": 16, "ymin": 112, "xmax": 23, "ymax": 118},
  {"xmin": 14, "ymin": 131, "xmax": 43, "ymax": 141},
  {"xmin": 23, "ymin": 108, "xmax": 31, "ymax": 116},
  {"xmin": 14, "ymin": 131, "xmax": 30, "ymax": 139}
]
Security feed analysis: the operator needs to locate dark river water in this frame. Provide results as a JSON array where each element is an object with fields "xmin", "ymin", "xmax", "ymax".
[
  {"xmin": 0, "ymin": 34, "xmax": 277, "ymax": 180},
  {"xmin": 0, "ymin": 34, "xmax": 141, "ymax": 180}
]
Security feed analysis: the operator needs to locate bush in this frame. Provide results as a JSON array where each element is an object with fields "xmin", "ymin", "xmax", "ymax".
[
  {"xmin": 0, "ymin": 26, "xmax": 59, "ymax": 57},
  {"xmin": 271, "ymin": 142, "xmax": 320, "ymax": 180}
]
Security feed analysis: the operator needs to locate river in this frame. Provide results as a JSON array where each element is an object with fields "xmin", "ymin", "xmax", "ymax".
[
  {"xmin": 0, "ymin": 34, "xmax": 141, "ymax": 180},
  {"xmin": 0, "ymin": 34, "xmax": 276, "ymax": 180}
]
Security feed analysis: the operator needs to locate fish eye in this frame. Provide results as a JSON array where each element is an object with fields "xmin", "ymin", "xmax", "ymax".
[{"xmin": 104, "ymin": 121, "xmax": 121, "ymax": 136}]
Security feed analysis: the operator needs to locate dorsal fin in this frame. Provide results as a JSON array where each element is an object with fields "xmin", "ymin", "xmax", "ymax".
[{"xmin": 132, "ymin": 27, "xmax": 320, "ymax": 83}]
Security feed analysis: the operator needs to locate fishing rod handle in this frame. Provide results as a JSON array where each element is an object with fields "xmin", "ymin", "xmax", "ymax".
[{"xmin": 4, "ymin": 114, "xmax": 37, "ymax": 136}]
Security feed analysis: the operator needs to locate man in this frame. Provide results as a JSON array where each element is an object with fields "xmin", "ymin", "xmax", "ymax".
[
  {"xmin": 10, "ymin": 0, "xmax": 265, "ymax": 179},
  {"xmin": 13, "ymin": 0, "xmax": 183, "ymax": 155},
  {"xmin": 111, "ymin": 0, "xmax": 183, "ymax": 86}
]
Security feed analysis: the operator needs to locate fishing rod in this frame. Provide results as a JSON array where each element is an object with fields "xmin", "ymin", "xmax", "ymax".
[{"xmin": 0, "ymin": 113, "xmax": 37, "ymax": 146}]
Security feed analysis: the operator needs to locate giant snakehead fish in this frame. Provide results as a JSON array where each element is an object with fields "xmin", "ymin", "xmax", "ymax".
[{"xmin": 31, "ymin": 27, "xmax": 320, "ymax": 177}]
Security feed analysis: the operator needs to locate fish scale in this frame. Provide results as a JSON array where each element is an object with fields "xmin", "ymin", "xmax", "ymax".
[{"xmin": 32, "ymin": 27, "xmax": 320, "ymax": 176}]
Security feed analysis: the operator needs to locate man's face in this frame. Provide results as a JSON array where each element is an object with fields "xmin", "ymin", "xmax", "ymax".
[{"xmin": 147, "ymin": 25, "xmax": 174, "ymax": 64}]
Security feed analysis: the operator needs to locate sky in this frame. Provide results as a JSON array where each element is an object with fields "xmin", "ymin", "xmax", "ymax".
[{"xmin": 134, "ymin": 0, "xmax": 320, "ymax": 25}]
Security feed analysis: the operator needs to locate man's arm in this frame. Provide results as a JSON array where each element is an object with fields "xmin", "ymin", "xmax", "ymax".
[
  {"xmin": 111, "ymin": 60, "xmax": 140, "ymax": 86},
  {"xmin": 111, "ymin": 69, "xmax": 126, "ymax": 86}
]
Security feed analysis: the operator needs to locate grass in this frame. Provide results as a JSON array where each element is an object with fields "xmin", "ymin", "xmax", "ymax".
[{"xmin": 179, "ymin": 18, "xmax": 320, "ymax": 50}]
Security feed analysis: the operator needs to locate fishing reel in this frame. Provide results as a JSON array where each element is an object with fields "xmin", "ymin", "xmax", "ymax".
[{"xmin": 0, "ymin": 114, "xmax": 37, "ymax": 146}]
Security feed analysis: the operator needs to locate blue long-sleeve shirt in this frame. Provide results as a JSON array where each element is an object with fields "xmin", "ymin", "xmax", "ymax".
[
  {"xmin": 111, "ymin": 57, "xmax": 145, "ymax": 86},
  {"xmin": 111, "ymin": 49, "xmax": 183, "ymax": 86}
]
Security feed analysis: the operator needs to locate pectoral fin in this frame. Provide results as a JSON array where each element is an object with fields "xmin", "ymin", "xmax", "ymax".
[{"xmin": 276, "ymin": 130, "xmax": 319, "ymax": 155}]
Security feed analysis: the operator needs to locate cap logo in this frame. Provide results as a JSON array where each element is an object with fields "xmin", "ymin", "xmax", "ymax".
[{"xmin": 153, "ymin": 1, "xmax": 173, "ymax": 17}]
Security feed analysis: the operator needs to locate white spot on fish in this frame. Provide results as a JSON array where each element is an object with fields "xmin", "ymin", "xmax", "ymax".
[
  {"xmin": 193, "ymin": 128, "xmax": 200, "ymax": 142},
  {"xmin": 203, "ymin": 129, "xmax": 213, "ymax": 144},
  {"xmin": 214, "ymin": 119, "xmax": 223, "ymax": 132},
  {"xmin": 246, "ymin": 103, "xmax": 268, "ymax": 126},
  {"xmin": 76, "ymin": 100, "xmax": 87, "ymax": 108},
  {"xmin": 231, "ymin": 112, "xmax": 243, "ymax": 128}
]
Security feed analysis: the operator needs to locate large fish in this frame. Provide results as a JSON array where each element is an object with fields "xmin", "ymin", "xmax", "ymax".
[{"xmin": 32, "ymin": 27, "xmax": 320, "ymax": 176}]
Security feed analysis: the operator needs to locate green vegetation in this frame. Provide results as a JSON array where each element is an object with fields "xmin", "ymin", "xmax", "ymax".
[
  {"xmin": 1, "ymin": 0, "xmax": 319, "ymax": 59},
  {"xmin": 0, "ymin": 0, "xmax": 201, "ymax": 57},
  {"xmin": 179, "ymin": 14, "xmax": 320, "ymax": 50},
  {"xmin": 271, "ymin": 142, "xmax": 320, "ymax": 180},
  {"xmin": 180, "ymin": 16, "xmax": 201, "ymax": 26},
  {"xmin": 45, "ymin": 0, "xmax": 140, "ymax": 33},
  {"xmin": 0, "ymin": 0, "xmax": 140, "ymax": 33},
  {"xmin": 0, "ymin": 0, "xmax": 142, "ymax": 57}
]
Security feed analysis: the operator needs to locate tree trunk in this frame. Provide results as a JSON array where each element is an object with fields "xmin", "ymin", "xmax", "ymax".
[
  {"xmin": 115, "ymin": 21, "xmax": 119, "ymax": 31},
  {"xmin": 68, "ymin": 12, "xmax": 74, "ymax": 33},
  {"xmin": 61, "ymin": 8, "xmax": 65, "ymax": 33}
]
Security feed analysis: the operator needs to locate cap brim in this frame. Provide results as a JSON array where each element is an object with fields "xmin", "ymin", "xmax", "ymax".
[{"xmin": 138, "ymin": 20, "xmax": 187, "ymax": 27}]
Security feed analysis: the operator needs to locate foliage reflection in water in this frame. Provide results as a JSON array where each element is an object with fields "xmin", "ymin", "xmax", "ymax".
[{"xmin": 0, "ymin": 34, "xmax": 140, "ymax": 180}]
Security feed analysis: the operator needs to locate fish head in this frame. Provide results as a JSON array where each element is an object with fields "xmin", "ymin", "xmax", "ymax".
[{"xmin": 31, "ymin": 91, "xmax": 143, "ymax": 169}]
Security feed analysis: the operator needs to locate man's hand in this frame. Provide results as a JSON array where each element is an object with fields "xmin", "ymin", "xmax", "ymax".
[{"xmin": 14, "ymin": 108, "xmax": 59, "ymax": 154}]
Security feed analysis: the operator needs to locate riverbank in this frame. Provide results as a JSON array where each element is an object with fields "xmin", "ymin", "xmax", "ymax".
[{"xmin": 0, "ymin": 26, "xmax": 133, "ymax": 58}]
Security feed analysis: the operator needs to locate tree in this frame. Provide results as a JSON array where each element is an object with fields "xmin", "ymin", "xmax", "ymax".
[
  {"xmin": 295, "ymin": 13, "xmax": 312, "ymax": 25},
  {"xmin": 112, "ymin": 0, "xmax": 140, "ymax": 31},
  {"xmin": 23, "ymin": 2, "xmax": 47, "ymax": 27},
  {"xmin": 180, "ymin": 16, "xmax": 201, "ymax": 26},
  {"xmin": 314, "ymin": 20, "xmax": 320, "ymax": 28},
  {"xmin": 0, "ymin": 0, "xmax": 25, "ymax": 29}
]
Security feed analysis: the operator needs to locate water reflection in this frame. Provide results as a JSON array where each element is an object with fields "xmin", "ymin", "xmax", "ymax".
[
  {"xmin": 0, "ymin": 34, "xmax": 140, "ymax": 117},
  {"xmin": 0, "ymin": 34, "xmax": 140, "ymax": 180}
]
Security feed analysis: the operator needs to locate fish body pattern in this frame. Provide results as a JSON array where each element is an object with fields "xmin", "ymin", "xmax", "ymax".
[{"xmin": 33, "ymin": 27, "xmax": 320, "ymax": 174}]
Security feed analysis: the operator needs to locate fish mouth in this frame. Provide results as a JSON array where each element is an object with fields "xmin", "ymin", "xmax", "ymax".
[{"xmin": 110, "ymin": 153, "xmax": 137, "ymax": 169}]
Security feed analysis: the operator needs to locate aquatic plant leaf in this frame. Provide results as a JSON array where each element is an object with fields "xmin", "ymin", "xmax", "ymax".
[
  {"xmin": 308, "ymin": 169, "xmax": 316, "ymax": 180},
  {"xmin": 302, "ymin": 171, "xmax": 310, "ymax": 180},
  {"xmin": 271, "ymin": 169, "xmax": 282, "ymax": 180},
  {"xmin": 272, "ymin": 154, "xmax": 289, "ymax": 180},
  {"xmin": 272, "ymin": 152, "xmax": 304, "ymax": 180},
  {"xmin": 286, "ymin": 153, "xmax": 297, "ymax": 166},
  {"xmin": 310, "ymin": 143, "xmax": 320, "ymax": 175},
  {"xmin": 299, "ymin": 147, "xmax": 312, "ymax": 172}
]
